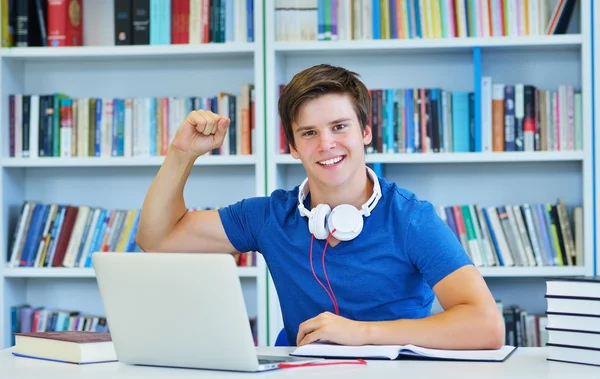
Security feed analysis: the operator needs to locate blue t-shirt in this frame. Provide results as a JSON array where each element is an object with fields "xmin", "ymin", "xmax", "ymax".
[{"xmin": 218, "ymin": 175, "xmax": 473, "ymax": 346}]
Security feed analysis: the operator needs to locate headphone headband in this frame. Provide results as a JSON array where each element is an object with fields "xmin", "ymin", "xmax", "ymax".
[{"xmin": 297, "ymin": 166, "xmax": 382, "ymax": 218}]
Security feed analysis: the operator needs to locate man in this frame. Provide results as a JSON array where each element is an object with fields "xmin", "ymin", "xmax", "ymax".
[{"xmin": 136, "ymin": 64, "xmax": 505, "ymax": 349}]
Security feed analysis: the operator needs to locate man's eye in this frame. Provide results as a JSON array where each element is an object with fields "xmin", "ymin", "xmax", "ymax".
[
  {"xmin": 334, "ymin": 124, "xmax": 346, "ymax": 130},
  {"xmin": 303, "ymin": 131, "xmax": 315, "ymax": 136}
]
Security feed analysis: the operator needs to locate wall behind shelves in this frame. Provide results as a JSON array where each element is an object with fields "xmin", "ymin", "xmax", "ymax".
[
  {"xmin": 277, "ymin": 51, "xmax": 474, "ymax": 92},
  {"xmin": 481, "ymin": 49, "xmax": 582, "ymax": 89},
  {"xmin": 20, "ymin": 166, "xmax": 256, "ymax": 210},
  {"xmin": 20, "ymin": 57, "xmax": 255, "ymax": 99}
]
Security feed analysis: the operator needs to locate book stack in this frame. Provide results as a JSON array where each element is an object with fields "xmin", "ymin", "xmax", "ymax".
[{"xmin": 545, "ymin": 276, "xmax": 600, "ymax": 366}]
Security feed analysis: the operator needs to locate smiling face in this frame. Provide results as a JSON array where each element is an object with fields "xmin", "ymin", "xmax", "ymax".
[{"xmin": 289, "ymin": 93, "xmax": 373, "ymax": 192}]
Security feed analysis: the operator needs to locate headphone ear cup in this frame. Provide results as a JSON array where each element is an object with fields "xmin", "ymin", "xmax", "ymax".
[
  {"xmin": 309, "ymin": 204, "xmax": 332, "ymax": 240},
  {"xmin": 327, "ymin": 204, "xmax": 364, "ymax": 241}
]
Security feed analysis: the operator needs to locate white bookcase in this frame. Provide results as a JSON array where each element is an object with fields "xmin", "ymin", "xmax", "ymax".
[
  {"xmin": 264, "ymin": 0, "xmax": 593, "ymax": 345},
  {"xmin": 0, "ymin": 0, "xmax": 267, "ymax": 348},
  {"xmin": 0, "ymin": 0, "xmax": 595, "ymax": 350},
  {"xmin": 594, "ymin": 0, "xmax": 600, "ymax": 279}
]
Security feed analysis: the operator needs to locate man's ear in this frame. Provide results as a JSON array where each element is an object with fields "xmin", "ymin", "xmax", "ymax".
[
  {"xmin": 362, "ymin": 124, "xmax": 373, "ymax": 146},
  {"xmin": 289, "ymin": 143, "xmax": 300, "ymax": 159}
]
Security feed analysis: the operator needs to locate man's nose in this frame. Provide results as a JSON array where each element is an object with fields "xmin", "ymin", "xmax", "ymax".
[{"xmin": 318, "ymin": 131, "xmax": 336, "ymax": 150}]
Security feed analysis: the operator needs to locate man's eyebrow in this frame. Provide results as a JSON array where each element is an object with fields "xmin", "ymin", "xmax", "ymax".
[{"xmin": 295, "ymin": 118, "xmax": 353, "ymax": 132}]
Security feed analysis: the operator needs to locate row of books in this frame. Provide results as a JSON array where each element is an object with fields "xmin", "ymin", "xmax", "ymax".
[
  {"xmin": 114, "ymin": 0, "xmax": 255, "ymax": 45},
  {"xmin": 8, "ymin": 84, "xmax": 256, "ymax": 159},
  {"xmin": 275, "ymin": 0, "xmax": 576, "ymax": 42},
  {"xmin": 498, "ymin": 301, "xmax": 548, "ymax": 348},
  {"xmin": 483, "ymin": 80, "xmax": 582, "ymax": 153},
  {"xmin": 10, "ymin": 304, "xmax": 109, "ymax": 346},
  {"xmin": 1, "ymin": 0, "xmax": 255, "ymax": 48},
  {"xmin": 277, "ymin": 82, "xmax": 582, "ymax": 155},
  {"xmin": 545, "ymin": 277, "xmax": 600, "ymax": 366},
  {"xmin": 10, "ymin": 304, "xmax": 260, "ymax": 347},
  {"xmin": 434, "ymin": 198, "xmax": 582, "ymax": 267},
  {"xmin": 1, "ymin": 0, "xmax": 83, "ymax": 48},
  {"xmin": 6, "ymin": 202, "xmax": 258, "ymax": 269}
]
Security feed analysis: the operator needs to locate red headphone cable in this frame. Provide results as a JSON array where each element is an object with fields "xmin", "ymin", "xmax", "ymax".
[{"xmin": 309, "ymin": 230, "xmax": 339, "ymax": 315}]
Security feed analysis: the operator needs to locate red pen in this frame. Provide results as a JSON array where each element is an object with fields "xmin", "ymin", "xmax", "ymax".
[{"xmin": 278, "ymin": 359, "xmax": 367, "ymax": 369}]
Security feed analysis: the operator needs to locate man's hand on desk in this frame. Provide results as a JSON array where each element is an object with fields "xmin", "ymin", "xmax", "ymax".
[{"xmin": 296, "ymin": 312, "xmax": 368, "ymax": 347}]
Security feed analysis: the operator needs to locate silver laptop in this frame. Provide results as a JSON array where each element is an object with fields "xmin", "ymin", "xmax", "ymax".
[{"xmin": 92, "ymin": 252, "xmax": 314, "ymax": 372}]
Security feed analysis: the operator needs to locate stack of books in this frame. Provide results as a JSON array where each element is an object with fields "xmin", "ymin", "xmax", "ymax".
[{"xmin": 545, "ymin": 276, "xmax": 600, "ymax": 366}]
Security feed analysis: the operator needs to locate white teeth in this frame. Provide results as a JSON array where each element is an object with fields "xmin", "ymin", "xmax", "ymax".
[{"xmin": 319, "ymin": 156, "xmax": 343, "ymax": 166}]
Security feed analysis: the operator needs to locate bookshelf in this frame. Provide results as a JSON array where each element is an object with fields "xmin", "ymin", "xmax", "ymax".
[
  {"xmin": 0, "ymin": 0, "xmax": 266, "ymax": 348},
  {"xmin": 0, "ymin": 0, "xmax": 594, "ymax": 350},
  {"xmin": 265, "ymin": 0, "xmax": 593, "ymax": 345}
]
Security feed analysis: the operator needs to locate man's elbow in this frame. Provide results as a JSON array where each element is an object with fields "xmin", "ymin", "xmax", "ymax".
[
  {"xmin": 481, "ymin": 306, "xmax": 506, "ymax": 349},
  {"xmin": 135, "ymin": 230, "xmax": 160, "ymax": 252},
  {"xmin": 135, "ymin": 232, "xmax": 150, "ymax": 252}
]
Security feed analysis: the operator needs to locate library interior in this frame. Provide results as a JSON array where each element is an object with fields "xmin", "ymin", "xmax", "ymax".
[{"xmin": 1, "ymin": 0, "xmax": 600, "ymax": 377}]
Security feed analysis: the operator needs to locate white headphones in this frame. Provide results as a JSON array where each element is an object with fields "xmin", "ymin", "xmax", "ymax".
[{"xmin": 297, "ymin": 167, "xmax": 382, "ymax": 241}]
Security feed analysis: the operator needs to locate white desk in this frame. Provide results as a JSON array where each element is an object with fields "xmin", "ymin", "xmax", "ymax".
[{"xmin": 0, "ymin": 347, "xmax": 597, "ymax": 378}]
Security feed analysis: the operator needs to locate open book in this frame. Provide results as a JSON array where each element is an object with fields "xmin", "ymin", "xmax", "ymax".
[{"xmin": 291, "ymin": 341, "xmax": 517, "ymax": 362}]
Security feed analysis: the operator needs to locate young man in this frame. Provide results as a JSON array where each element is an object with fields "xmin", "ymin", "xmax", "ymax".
[{"xmin": 136, "ymin": 64, "xmax": 505, "ymax": 350}]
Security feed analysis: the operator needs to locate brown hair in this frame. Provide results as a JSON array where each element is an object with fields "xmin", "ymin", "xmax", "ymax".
[{"xmin": 278, "ymin": 64, "xmax": 371, "ymax": 150}]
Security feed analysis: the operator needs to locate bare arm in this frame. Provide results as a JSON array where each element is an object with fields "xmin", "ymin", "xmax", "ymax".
[
  {"xmin": 360, "ymin": 265, "xmax": 505, "ymax": 349},
  {"xmin": 297, "ymin": 265, "xmax": 505, "ymax": 349},
  {"xmin": 136, "ymin": 110, "xmax": 236, "ymax": 254}
]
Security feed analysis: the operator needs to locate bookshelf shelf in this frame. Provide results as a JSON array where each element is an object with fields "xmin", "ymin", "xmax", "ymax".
[
  {"xmin": 274, "ymin": 35, "xmax": 583, "ymax": 55},
  {"xmin": 478, "ymin": 266, "xmax": 587, "ymax": 278},
  {"xmin": 0, "ymin": 43, "xmax": 255, "ymax": 61},
  {"xmin": 1, "ymin": 266, "xmax": 259, "ymax": 279},
  {"xmin": 274, "ymin": 152, "xmax": 585, "ymax": 165},
  {"xmin": 1, "ymin": 155, "xmax": 256, "ymax": 168}
]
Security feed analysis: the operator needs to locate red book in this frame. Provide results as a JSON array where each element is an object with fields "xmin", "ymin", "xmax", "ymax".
[
  {"xmin": 47, "ymin": 0, "xmax": 83, "ymax": 47},
  {"xmin": 51, "ymin": 205, "xmax": 78, "ymax": 266}
]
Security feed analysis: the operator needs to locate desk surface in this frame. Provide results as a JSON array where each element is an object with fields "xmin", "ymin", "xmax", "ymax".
[{"xmin": 1, "ymin": 347, "xmax": 597, "ymax": 378}]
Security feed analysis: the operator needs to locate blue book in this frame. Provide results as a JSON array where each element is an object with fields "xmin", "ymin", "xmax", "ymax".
[
  {"xmin": 111, "ymin": 99, "xmax": 119, "ymax": 157},
  {"xmin": 482, "ymin": 207, "xmax": 504, "ymax": 266},
  {"xmin": 95, "ymin": 99, "xmax": 102, "ymax": 156},
  {"xmin": 405, "ymin": 89, "xmax": 414, "ymax": 153},
  {"xmin": 406, "ymin": 0, "xmax": 414, "ymax": 38},
  {"xmin": 473, "ymin": 47, "xmax": 482, "ymax": 152},
  {"xmin": 444, "ymin": 207, "xmax": 459, "ymax": 240},
  {"xmin": 451, "ymin": 92, "xmax": 470, "ymax": 152},
  {"xmin": 412, "ymin": 0, "xmax": 421, "ymax": 38},
  {"xmin": 318, "ymin": 0, "xmax": 324, "ymax": 40},
  {"xmin": 226, "ymin": 0, "xmax": 234, "ymax": 41},
  {"xmin": 389, "ymin": 0, "xmax": 398, "ymax": 38},
  {"xmin": 150, "ymin": 0, "xmax": 160, "ymax": 45},
  {"xmin": 386, "ymin": 89, "xmax": 395, "ymax": 153},
  {"xmin": 149, "ymin": 98, "xmax": 156, "ymax": 156},
  {"xmin": 247, "ymin": 0, "xmax": 254, "ymax": 42},
  {"xmin": 372, "ymin": 0, "xmax": 381, "ymax": 39},
  {"xmin": 20, "ymin": 204, "xmax": 49, "ymax": 267},
  {"xmin": 162, "ymin": 0, "xmax": 171, "ymax": 44}
]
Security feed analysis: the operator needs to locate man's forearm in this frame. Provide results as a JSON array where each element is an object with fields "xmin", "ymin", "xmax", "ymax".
[
  {"xmin": 361, "ymin": 304, "xmax": 505, "ymax": 350},
  {"xmin": 136, "ymin": 146, "xmax": 197, "ymax": 250}
]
